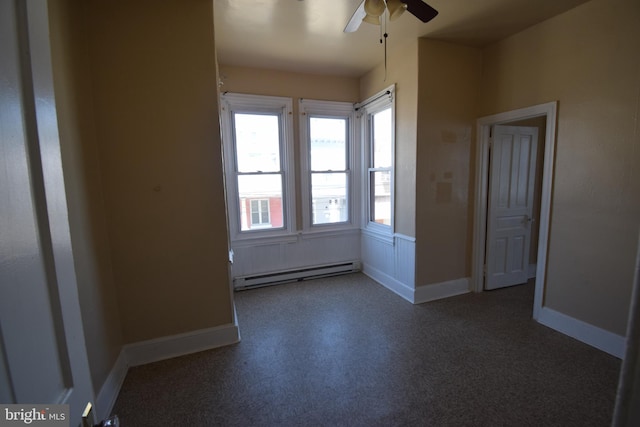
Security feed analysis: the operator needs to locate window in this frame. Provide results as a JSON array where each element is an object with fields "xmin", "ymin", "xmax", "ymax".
[
  {"xmin": 249, "ymin": 199, "xmax": 270, "ymax": 227},
  {"xmin": 221, "ymin": 92, "xmax": 393, "ymax": 243},
  {"xmin": 234, "ymin": 112, "xmax": 282, "ymax": 231},
  {"xmin": 361, "ymin": 86, "xmax": 395, "ymax": 233},
  {"xmin": 220, "ymin": 94, "xmax": 295, "ymax": 240},
  {"xmin": 300, "ymin": 100, "xmax": 356, "ymax": 230},
  {"xmin": 370, "ymin": 108, "xmax": 392, "ymax": 226}
]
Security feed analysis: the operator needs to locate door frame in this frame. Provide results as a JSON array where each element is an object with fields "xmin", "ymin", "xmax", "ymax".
[{"xmin": 471, "ymin": 101, "xmax": 557, "ymax": 320}]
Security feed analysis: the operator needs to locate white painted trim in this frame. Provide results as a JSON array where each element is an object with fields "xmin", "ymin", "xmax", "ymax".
[
  {"xmin": 538, "ymin": 307, "xmax": 625, "ymax": 359},
  {"xmin": 95, "ymin": 349, "xmax": 128, "ymax": 422},
  {"xmin": 95, "ymin": 320, "xmax": 241, "ymax": 417},
  {"xmin": 362, "ymin": 263, "xmax": 414, "ymax": 303},
  {"xmin": 361, "ymin": 227, "xmax": 394, "ymax": 245},
  {"xmin": 231, "ymin": 229, "xmax": 360, "ymax": 279},
  {"xmin": 472, "ymin": 101, "xmax": 557, "ymax": 322},
  {"xmin": 124, "ymin": 323, "xmax": 240, "ymax": 367},
  {"xmin": 612, "ymin": 233, "xmax": 640, "ymax": 425},
  {"xmin": 298, "ymin": 98, "xmax": 358, "ymax": 232},
  {"xmin": 219, "ymin": 93, "xmax": 297, "ymax": 243},
  {"xmin": 299, "ymin": 227, "xmax": 360, "ymax": 240},
  {"xmin": 234, "ymin": 260, "xmax": 360, "ymax": 290},
  {"xmin": 230, "ymin": 234, "xmax": 298, "ymax": 248},
  {"xmin": 359, "ymin": 84, "xmax": 396, "ymax": 234},
  {"xmin": 414, "ymin": 278, "xmax": 470, "ymax": 305},
  {"xmin": 394, "ymin": 233, "xmax": 416, "ymax": 243}
]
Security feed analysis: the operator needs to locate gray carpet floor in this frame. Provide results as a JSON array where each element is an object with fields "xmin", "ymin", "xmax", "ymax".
[{"xmin": 112, "ymin": 273, "xmax": 621, "ymax": 426}]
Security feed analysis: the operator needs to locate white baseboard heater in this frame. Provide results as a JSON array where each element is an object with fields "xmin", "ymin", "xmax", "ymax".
[{"xmin": 234, "ymin": 261, "xmax": 361, "ymax": 291}]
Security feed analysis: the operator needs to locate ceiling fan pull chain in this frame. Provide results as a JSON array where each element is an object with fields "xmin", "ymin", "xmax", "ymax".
[
  {"xmin": 384, "ymin": 7, "xmax": 388, "ymax": 81},
  {"xmin": 384, "ymin": 32, "xmax": 388, "ymax": 81}
]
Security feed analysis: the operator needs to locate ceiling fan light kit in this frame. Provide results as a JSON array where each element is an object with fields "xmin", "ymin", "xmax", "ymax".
[
  {"xmin": 363, "ymin": 0, "xmax": 406, "ymax": 25},
  {"xmin": 345, "ymin": 0, "xmax": 439, "ymax": 80},
  {"xmin": 363, "ymin": 0, "xmax": 385, "ymax": 25},
  {"xmin": 386, "ymin": 0, "xmax": 408, "ymax": 21},
  {"xmin": 345, "ymin": 0, "xmax": 439, "ymax": 33},
  {"xmin": 362, "ymin": 13, "xmax": 381, "ymax": 25}
]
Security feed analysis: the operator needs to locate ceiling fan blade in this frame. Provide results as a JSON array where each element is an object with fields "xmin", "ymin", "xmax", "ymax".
[
  {"xmin": 401, "ymin": 0, "xmax": 438, "ymax": 23},
  {"xmin": 344, "ymin": 0, "xmax": 366, "ymax": 33}
]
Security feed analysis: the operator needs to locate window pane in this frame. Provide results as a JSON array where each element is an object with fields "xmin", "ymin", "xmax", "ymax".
[
  {"xmin": 250, "ymin": 200, "xmax": 260, "ymax": 225},
  {"xmin": 310, "ymin": 117, "xmax": 346, "ymax": 171},
  {"xmin": 372, "ymin": 108, "xmax": 392, "ymax": 168},
  {"xmin": 234, "ymin": 113, "xmax": 280, "ymax": 173},
  {"xmin": 370, "ymin": 170, "xmax": 391, "ymax": 226},
  {"xmin": 311, "ymin": 173, "xmax": 347, "ymax": 225},
  {"xmin": 238, "ymin": 174, "xmax": 283, "ymax": 231}
]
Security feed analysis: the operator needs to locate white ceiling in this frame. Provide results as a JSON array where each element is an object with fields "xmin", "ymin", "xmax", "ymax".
[{"xmin": 214, "ymin": 0, "xmax": 589, "ymax": 77}]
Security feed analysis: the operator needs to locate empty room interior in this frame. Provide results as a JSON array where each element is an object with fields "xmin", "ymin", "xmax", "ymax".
[{"xmin": 2, "ymin": 0, "xmax": 640, "ymax": 425}]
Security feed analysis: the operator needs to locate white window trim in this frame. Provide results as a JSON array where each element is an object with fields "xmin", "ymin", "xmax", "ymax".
[
  {"xmin": 358, "ymin": 85, "xmax": 396, "ymax": 236},
  {"xmin": 249, "ymin": 199, "xmax": 271, "ymax": 227},
  {"xmin": 220, "ymin": 92, "xmax": 296, "ymax": 242},
  {"xmin": 299, "ymin": 99, "xmax": 359, "ymax": 233}
]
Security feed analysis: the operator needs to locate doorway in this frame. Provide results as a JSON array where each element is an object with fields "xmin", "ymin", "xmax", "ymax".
[{"xmin": 471, "ymin": 102, "xmax": 558, "ymax": 320}]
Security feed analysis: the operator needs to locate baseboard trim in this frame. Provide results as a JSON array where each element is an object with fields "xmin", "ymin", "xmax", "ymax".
[
  {"xmin": 414, "ymin": 277, "xmax": 470, "ymax": 304},
  {"xmin": 537, "ymin": 306, "xmax": 625, "ymax": 359},
  {"xmin": 95, "ymin": 348, "xmax": 128, "ymax": 421},
  {"xmin": 124, "ymin": 322, "xmax": 240, "ymax": 367},
  {"xmin": 362, "ymin": 264, "xmax": 414, "ymax": 303}
]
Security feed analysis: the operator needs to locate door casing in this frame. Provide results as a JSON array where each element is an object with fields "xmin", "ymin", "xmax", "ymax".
[{"xmin": 472, "ymin": 101, "xmax": 557, "ymax": 320}]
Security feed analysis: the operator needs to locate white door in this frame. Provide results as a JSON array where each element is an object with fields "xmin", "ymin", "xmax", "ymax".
[
  {"xmin": 1, "ymin": 0, "xmax": 94, "ymax": 424},
  {"xmin": 485, "ymin": 125, "xmax": 538, "ymax": 290}
]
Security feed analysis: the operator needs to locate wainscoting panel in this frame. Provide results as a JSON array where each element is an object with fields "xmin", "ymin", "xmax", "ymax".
[
  {"xmin": 231, "ymin": 230, "xmax": 361, "ymax": 285},
  {"xmin": 395, "ymin": 234, "xmax": 416, "ymax": 287},
  {"xmin": 361, "ymin": 231, "xmax": 416, "ymax": 303}
]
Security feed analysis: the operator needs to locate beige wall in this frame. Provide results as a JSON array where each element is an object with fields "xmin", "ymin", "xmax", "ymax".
[
  {"xmin": 218, "ymin": 65, "xmax": 360, "ymax": 228},
  {"xmin": 360, "ymin": 40, "xmax": 420, "ymax": 237},
  {"xmin": 85, "ymin": 0, "xmax": 233, "ymax": 343},
  {"xmin": 415, "ymin": 40, "xmax": 482, "ymax": 286},
  {"xmin": 219, "ymin": 66, "xmax": 360, "ymax": 102},
  {"xmin": 480, "ymin": 0, "xmax": 640, "ymax": 335},
  {"xmin": 48, "ymin": 0, "xmax": 123, "ymax": 396}
]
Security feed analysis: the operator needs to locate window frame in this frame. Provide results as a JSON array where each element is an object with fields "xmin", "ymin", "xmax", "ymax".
[
  {"xmin": 220, "ymin": 93, "xmax": 296, "ymax": 242},
  {"xmin": 299, "ymin": 99, "xmax": 358, "ymax": 232},
  {"xmin": 359, "ymin": 85, "xmax": 395, "ymax": 237},
  {"xmin": 249, "ymin": 199, "xmax": 270, "ymax": 227}
]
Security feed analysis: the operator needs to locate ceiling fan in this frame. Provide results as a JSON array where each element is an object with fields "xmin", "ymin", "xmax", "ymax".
[{"xmin": 344, "ymin": 0, "xmax": 438, "ymax": 33}]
